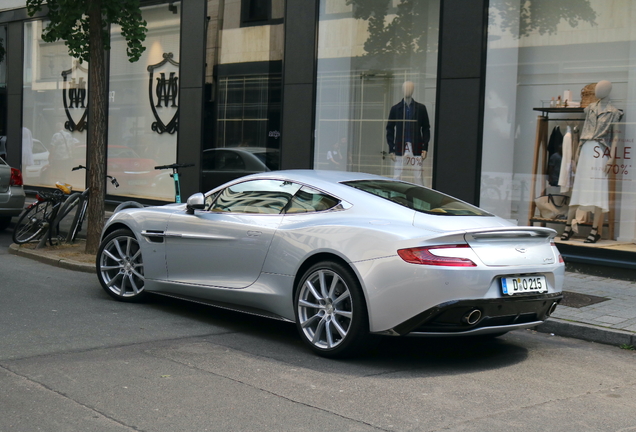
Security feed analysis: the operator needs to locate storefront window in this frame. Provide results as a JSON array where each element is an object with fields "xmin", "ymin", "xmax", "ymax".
[
  {"xmin": 483, "ymin": 0, "xmax": 636, "ymax": 249},
  {"xmin": 314, "ymin": 0, "xmax": 439, "ymax": 187},
  {"xmin": 107, "ymin": 3, "xmax": 181, "ymax": 200},
  {"xmin": 203, "ymin": 0, "xmax": 284, "ymax": 191},
  {"xmin": 22, "ymin": 20, "xmax": 88, "ymax": 189}
]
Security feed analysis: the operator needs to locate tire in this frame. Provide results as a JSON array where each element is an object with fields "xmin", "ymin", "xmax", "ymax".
[
  {"xmin": 12, "ymin": 200, "xmax": 50, "ymax": 244},
  {"xmin": 0, "ymin": 216, "xmax": 11, "ymax": 231},
  {"xmin": 67, "ymin": 199, "xmax": 88, "ymax": 243},
  {"xmin": 294, "ymin": 261, "xmax": 370, "ymax": 358},
  {"xmin": 50, "ymin": 193, "xmax": 82, "ymax": 245},
  {"xmin": 96, "ymin": 228, "xmax": 146, "ymax": 302}
]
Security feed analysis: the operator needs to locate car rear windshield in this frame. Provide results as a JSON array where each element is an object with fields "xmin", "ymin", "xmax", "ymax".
[{"xmin": 343, "ymin": 180, "xmax": 492, "ymax": 216}]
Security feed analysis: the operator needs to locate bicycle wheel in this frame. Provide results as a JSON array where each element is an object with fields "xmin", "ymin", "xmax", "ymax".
[
  {"xmin": 50, "ymin": 192, "xmax": 82, "ymax": 245},
  {"xmin": 12, "ymin": 200, "xmax": 50, "ymax": 244},
  {"xmin": 67, "ymin": 198, "xmax": 88, "ymax": 243}
]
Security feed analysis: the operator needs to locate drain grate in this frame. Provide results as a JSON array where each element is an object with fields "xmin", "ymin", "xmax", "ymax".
[{"xmin": 561, "ymin": 291, "xmax": 609, "ymax": 308}]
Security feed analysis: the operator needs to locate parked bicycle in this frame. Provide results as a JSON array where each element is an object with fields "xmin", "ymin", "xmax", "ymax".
[
  {"xmin": 109, "ymin": 162, "xmax": 195, "ymax": 215},
  {"xmin": 51, "ymin": 165, "xmax": 119, "ymax": 244},
  {"xmin": 12, "ymin": 185, "xmax": 70, "ymax": 245},
  {"xmin": 154, "ymin": 163, "xmax": 194, "ymax": 203}
]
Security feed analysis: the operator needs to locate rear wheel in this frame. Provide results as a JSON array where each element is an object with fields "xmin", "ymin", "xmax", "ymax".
[
  {"xmin": 12, "ymin": 201, "xmax": 49, "ymax": 244},
  {"xmin": 0, "ymin": 216, "xmax": 11, "ymax": 231},
  {"xmin": 50, "ymin": 193, "xmax": 82, "ymax": 245},
  {"xmin": 97, "ymin": 229, "xmax": 146, "ymax": 302},
  {"xmin": 294, "ymin": 261, "xmax": 370, "ymax": 358}
]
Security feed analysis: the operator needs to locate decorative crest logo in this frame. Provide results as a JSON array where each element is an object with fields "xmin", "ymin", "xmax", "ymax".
[
  {"xmin": 148, "ymin": 53, "xmax": 180, "ymax": 134},
  {"xmin": 61, "ymin": 61, "xmax": 88, "ymax": 132}
]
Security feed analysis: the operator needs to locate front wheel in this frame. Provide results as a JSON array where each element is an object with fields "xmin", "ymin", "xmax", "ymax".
[
  {"xmin": 294, "ymin": 261, "xmax": 370, "ymax": 358},
  {"xmin": 96, "ymin": 229, "xmax": 146, "ymax": 302},
  {"xmin": 12, "ymin": 200, "xmax": 49, "ymax": 244}
]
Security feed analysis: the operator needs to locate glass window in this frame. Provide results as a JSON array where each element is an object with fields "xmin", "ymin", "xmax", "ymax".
[
  {"xmin": 344, "ymin": 180, "xmax": 492, "ymax": 216},
  {"xmin": 107, "ymin": 3, "xmax": 181, "ymax": 200},
  {"xmin": 314, "ymin": 0, "xmax": 440, "ymax": 187},
  {"xmin": 285, "ymin": 186, "xmax": 340, "ymax": 213},
  {"xmin": 209, "ymin": 179, "xmax": 301, "ymax": 214},
  {"xmin": 204, "ymin": 0, "xmax": 284, "ymax": 191},
  {"xmin": 22, "ymin": 20, "xmax": 88, "ymax": 189},
  {"xmin": 483, "ymin": 0, "xmax": 636, "ymax": 249}
]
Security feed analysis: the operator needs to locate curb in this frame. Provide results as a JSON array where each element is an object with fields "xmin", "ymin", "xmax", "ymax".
[
  {"xmin": 8, "ymin": 243, "xmax": 96, "ymax": 274},
  {"xmin": 536, "ymin": 317, "xmax": 636, "ymax": 347}
]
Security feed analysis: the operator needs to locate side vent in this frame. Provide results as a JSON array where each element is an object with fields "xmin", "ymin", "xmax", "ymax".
[{"xmin": 141, "ymin": 230, "xmax": 165, "ymax": 243}]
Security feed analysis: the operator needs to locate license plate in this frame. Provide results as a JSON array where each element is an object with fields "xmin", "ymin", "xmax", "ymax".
[{"xmin": 501, "ymin": 275, "xmax": 548, "ymax": 295}]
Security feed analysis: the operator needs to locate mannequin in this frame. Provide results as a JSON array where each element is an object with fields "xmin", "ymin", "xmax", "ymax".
[
  {"xmin": 386, "ymin": 81, "xmax": 430, "ymax": 185},
  {"xmin": 561, "ymin": 80, "xmax": 623, "ymax": 243}
]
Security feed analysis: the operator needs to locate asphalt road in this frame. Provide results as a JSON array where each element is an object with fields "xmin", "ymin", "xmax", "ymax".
[{"xmin": 1, "ymin": 228, "xmax": 636, "ymax": 431}]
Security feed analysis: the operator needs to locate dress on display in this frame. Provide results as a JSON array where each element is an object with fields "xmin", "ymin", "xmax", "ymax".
[{"xmin": 569, "ymin": 100, "xmax": 623, "ymax": 213}]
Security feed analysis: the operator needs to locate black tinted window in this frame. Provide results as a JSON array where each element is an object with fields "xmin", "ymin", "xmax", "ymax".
[
  {"xmin": 343, "ymin": 180, "xmax": 491, "ymax": 216},
  {"xmin": 285, "ymin": 186, "xmax": 340, "ymax": 214}
]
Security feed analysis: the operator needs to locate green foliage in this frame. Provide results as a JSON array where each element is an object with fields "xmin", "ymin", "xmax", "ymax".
[
  {"xmin": 346, "ymin": 0, "xmax": 431, "ymax": 58},
  {"xmin": 490, "ymin": 0, "xmax": 597, "ymax": 38},
  {"xmin": 26, "ymin": 0, "xmax": 147, "ymax": 63}
]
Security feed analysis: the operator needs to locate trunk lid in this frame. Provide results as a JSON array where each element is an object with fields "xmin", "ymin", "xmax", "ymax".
[{"xmin": 464, "ymin": 227, "xmax": 557, "ymax": 266}]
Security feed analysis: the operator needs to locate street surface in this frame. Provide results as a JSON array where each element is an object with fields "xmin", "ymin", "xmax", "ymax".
[{"xmin": 1, "ymin": 228, "xmax": 636, "ymax": 431}]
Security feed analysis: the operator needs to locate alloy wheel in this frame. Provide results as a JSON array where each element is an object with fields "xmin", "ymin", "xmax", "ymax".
[{"xmin": 297, "ymin": 268, "xmax": 353, "ymax": 349}]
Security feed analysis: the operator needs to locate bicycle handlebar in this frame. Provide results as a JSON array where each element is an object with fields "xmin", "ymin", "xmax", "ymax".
[
  {"xmin": 154, "ymin": 163, "xmax": 195, "ymax": 170},
  {"xmin": 70, "ymin": 165, "xmax": 119, "ymax": 187}
]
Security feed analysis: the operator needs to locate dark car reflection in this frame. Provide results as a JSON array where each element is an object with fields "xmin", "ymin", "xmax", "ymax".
[{"xmin": 202, "ymin": 147, "xmax": 280, "ymax": 191}]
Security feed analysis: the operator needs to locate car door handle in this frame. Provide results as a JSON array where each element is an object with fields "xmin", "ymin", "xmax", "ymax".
[{"xmin": 247, "ymin": 230, "xmax": 262, "ymax": 237}]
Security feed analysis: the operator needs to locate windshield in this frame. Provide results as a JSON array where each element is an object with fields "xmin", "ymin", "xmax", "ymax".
[{"xmin": 343, "ymin": 180, "xmax": 492, "ymax": 216}]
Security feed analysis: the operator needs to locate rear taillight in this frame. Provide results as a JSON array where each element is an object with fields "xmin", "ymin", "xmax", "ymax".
[
  {"xmin": 551, "ymin": 240, "xmax": 565, "ymax": 263},
  {"xmin": 10, "ymin": 168, "xmax": 23, "ymax": 186},
  {"xmin": 397, "ymin": 244, "xmax": 477, "ymax": 267}
]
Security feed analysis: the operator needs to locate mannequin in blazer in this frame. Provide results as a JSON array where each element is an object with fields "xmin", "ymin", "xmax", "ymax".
[{"xmin": 386, "ymin": 81, "xmax": 431, "ymax": 184}]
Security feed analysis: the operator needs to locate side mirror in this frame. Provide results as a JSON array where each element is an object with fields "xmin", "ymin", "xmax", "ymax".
[{"xmin": 186, "ymin": 193, "xmax": 205, "ymax": 214}]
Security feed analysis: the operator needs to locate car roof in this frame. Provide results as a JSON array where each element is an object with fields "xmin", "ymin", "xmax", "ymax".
[{"xmin": 217, "ymin": 169, "xmax": 408, "ymax": 205}]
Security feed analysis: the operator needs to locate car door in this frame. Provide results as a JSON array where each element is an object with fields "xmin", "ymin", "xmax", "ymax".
[{"xmin": 164, "ymin": 179, "xmax": 301, "ymax": 288}]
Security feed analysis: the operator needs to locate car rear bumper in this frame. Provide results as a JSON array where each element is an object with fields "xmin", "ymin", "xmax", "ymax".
[
  {"xmin": 0, "ymin": 186, "xmax": 26, "ymax": 217},
  {"xmin": 373, "ymin": 292, "xmax": 562, "ymax": 336}
]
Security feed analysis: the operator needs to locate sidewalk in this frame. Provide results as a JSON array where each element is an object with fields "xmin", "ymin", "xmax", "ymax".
[{"xmin": 7, "ymin": 240, "xmax": 636, "ymax": 349}]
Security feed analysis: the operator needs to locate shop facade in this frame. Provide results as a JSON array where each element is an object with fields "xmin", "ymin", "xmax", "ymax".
[{"xmin": 1, "ymin": 0, "xmax": 635, "ymax": 271}]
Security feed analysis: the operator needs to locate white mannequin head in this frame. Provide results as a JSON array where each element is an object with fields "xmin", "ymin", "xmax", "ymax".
[
  {"xmin": 595, "ymin": 80, "xmax": 612, "ymax": 99},
  {"xmin": 403, "ymin": 81, "xmax": 415, "ymax": 99}
]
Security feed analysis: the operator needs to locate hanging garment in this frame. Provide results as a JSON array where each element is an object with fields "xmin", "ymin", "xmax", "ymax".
[
  {"xmin": 547, "ymin": 125, "xmax": 563, "ymax": 160},
  {"xmin": 558, "ymin": 126, "xmax": 573, "ymax": 192}
]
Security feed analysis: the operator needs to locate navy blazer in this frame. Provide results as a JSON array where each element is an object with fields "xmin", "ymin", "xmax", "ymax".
[{"xmin": 386, "ymin": 99, "xmax": 430, "ymax": 156}]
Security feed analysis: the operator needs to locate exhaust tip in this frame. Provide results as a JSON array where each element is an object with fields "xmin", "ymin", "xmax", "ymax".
[
  {"xmin": 547, "ymin": 302, "xmax": 558, "ymax": 317},
  {"xmin": 464, "ymin": 309, "xmax": 482, "ymax": 325}
]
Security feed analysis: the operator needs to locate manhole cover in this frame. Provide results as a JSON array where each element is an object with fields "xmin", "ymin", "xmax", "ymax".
[{"xmin": 561, "ymin": 291, "xmax": 609, "ymax": 308}]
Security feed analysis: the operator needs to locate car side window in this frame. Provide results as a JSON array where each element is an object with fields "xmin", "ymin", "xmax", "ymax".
[
  {"xmin": 208, "ymin": 179, "xmax": 301, "ymax": 214},
  {"xmin": 285, "ymin": 186, "xmax": 340, "ymax": 214}
]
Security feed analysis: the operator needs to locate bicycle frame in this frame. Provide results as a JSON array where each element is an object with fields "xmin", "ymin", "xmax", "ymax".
[{"xmin": 154, "ymin": 163, "xmax": 194, "ymax": 203}]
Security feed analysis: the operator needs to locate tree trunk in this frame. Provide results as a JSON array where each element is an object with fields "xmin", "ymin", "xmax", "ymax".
[{"xmin": 85, "ymin": 0, "xmax": 107, "ymax": 254}]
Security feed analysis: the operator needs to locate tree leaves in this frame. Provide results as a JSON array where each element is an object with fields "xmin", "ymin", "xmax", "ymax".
[{"xmin": 26, "ymin": 0, "xmax": 147, "ymax": 63}]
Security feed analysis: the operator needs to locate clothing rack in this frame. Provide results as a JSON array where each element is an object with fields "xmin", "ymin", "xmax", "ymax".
[{"xmin": 528, "ymin": 107, "xmax": 615, "ymax": 239}]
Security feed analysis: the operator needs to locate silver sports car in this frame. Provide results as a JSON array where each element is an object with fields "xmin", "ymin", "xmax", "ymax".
[{"xmin": 97, "ymin": 170, "xmax": 564, "ymax": 358}]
